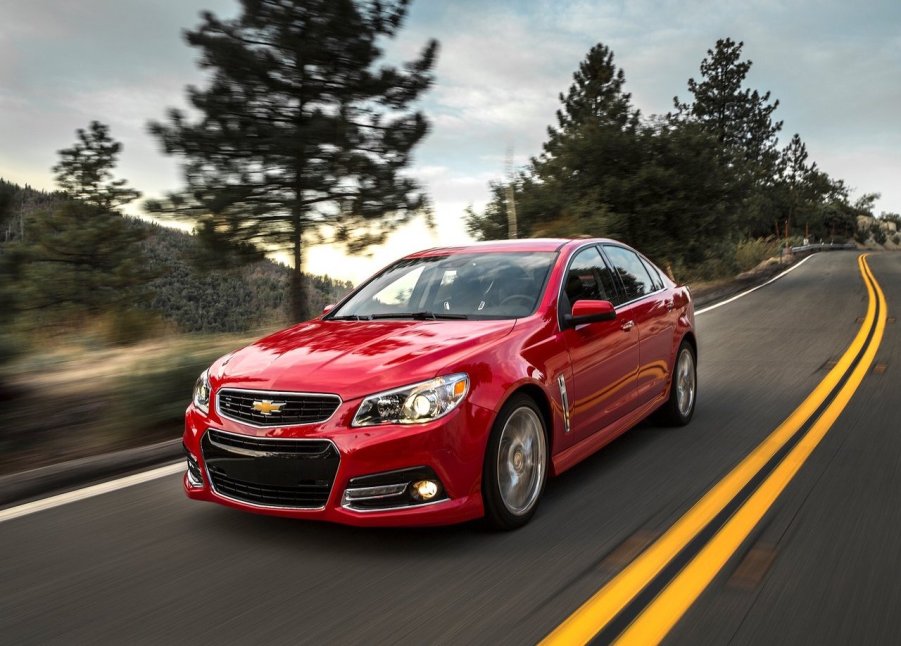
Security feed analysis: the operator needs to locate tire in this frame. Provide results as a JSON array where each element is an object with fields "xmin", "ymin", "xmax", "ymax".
[
  {"xmin": 482, "ymin": 394, "xmax": 548, "ymax": 530},
  {"xmin": 657, "ymin": 340, "xmax": 697, "ymax": 426}
]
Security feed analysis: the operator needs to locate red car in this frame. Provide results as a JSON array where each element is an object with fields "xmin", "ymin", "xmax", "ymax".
[{"xmin": 183, "ymin": 238, "xmax": 696, "ymax": 529}]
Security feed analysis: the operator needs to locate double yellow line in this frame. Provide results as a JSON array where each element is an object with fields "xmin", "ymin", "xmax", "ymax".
[{"xmin": 542, "ymin": 254, "xmax": 887, "ymax": 645}]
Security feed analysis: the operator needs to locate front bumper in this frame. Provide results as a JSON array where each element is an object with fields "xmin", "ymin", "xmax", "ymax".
[{"xmin": 182, "ymin": 398, "xmax": 494, "ymax": 527}]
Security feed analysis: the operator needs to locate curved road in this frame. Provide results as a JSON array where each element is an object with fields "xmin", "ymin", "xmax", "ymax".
[{"xmin": 1, "ymin": 251, "xmax": 898, "ymax": 645}]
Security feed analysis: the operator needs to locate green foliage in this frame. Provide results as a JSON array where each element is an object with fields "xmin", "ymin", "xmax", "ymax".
[
  {"xmin": 149, "ymin": 0, "xmax": 437, "ymax": 321},
  {"xmin": 464, "ymin": 188, "xmax": 509, "ymax": 241},
  {"xmin": 467, "ymin": 44, "xmax": 736, "ymax": 270},
  {"xmin": 2, "ymin": 176, "xmax": 353, "ymax": 339},
  {"xmin": 881, "ymin": 212, "xmax": 901, "ymax": 227},
  {"xmin": 673, "ymin": 38, "xmax": 782, "ymax": 168},
  {"xmin": 18, "ymin": 200, "xmax": 151, "ymax": 319},
  {"xmin": 10, "ymin": 124, "xmax": 150, "ymax": 329},
  {"xmin": 53, "ymin": 121, "xmax": 141, "ymax": 210},
  {"xmin": 0, "ymin": 184, "xmax": 19, "ymax": 370},
  {"xmin": 467, "ymin": 43, "xmax": 640, "ymax": 244},
  {"xmin": 672, "ymin": 38, "xmax": 784, "ymax": 239},
  {"xmin": 819, "ymin": 197, "xmax": 857, "ymax": 241},
  {"xmin": 854, "ymin": 193, "xmax": 880, "ymax": 216},
  {"xmin": 0, "ymin": 181, "xmax": 71, "ymax": 369},
  {"xmin": 137, "ymin": 220, "xmax": 352, "ymax": 333},
  {"xmin": 467, "ymin": 37, "xmax": 870, "ymax": 280},
  {"xmin": 734, "ymin": 238, "xmax": 780, "ymax": 272},
  {"xmin": 871, "ymin": 223, "xmax": 886, "ymax": 245},
  {"xmin": 540, "ymin": 43, "xmax": 640, "ymax": 161}
]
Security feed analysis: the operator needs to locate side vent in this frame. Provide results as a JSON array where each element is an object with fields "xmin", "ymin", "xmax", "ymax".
[{"xmin": 557, "ymin": 374, "xmax": 571, "ymax": 433}]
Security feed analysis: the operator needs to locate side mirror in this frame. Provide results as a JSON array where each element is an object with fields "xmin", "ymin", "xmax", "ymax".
[
  {"xmin": 563, "ymin": 299, "xmax": 616, "ymax": 328},
  {"xmin": 322, "ymin": 304, "xmax": 335, "ymax": 315}
]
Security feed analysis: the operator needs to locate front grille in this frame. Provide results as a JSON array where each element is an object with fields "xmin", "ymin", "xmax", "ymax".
[
  {"xmin": 206, "ymin": 473, "xmax": 333, "ymax": 507},
  {"xmin": 217, "ymin": 389, "xmax": 341, "ymax": 427},
  {"xmin": 202, "ymin": 429, "xmax": 339, "ymax": 509}
]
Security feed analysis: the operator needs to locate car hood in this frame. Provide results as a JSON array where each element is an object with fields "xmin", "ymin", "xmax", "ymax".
[{"xmin": 214, "ymin": 318, "xmax": 516, "ymax": 400}]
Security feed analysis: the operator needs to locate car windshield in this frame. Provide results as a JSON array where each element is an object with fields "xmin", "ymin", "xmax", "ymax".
[{"xmin": 329, "ymin": 251, "xmax": 557, "ymax": 320}]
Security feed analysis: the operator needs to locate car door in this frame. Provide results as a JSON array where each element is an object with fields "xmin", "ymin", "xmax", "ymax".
[
  {"xmin": 559, "ymin": 245, "xmax": 639, "ymax": 442},
  {"xmin": 602, "ymin": 245, "xmax": 675, "ymax": 408}
]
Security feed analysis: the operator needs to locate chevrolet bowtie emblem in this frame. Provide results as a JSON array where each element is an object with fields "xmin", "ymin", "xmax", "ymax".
[{"xmin": 252, "ymin": 399, "xmax": 286, "ymax": 415}]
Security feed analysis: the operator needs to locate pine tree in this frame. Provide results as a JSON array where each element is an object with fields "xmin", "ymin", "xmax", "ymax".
[
  {"xmin": 149, "ymin": 0, "xmax": 438, "ymax": 321},
  {"xmin": 22, "ymin": 202, "xmax": 148, "ymax": 314},
  {"xmin": 21, "ymin": 123, "xmax": 148, "ymax": 320},
  {"xmin": 673, "ymin": 38, "xmax": 782, "ymax": 168},
  {"xmin": 672, "ymin": 38, "xmax": 784, "ymax": 238},
  {"xmin": 52, "ymin": 121, "xmax": 141, "ymax": 210},
  {"xmin": 466, "ymin": 42, "xmax": 737, "ymax": 270},
  {"xmin": 541, "ymin": 43, "xmax": 639, "ymax": 162},
  {"xmin": 467, "ymin": 43, "xmax": 640, "ymax": 241},
  {"xmin": 778, "ymin": 133, "xmax": 815, "ymax": 235},
  {"xmin": 533, "ymin": 43, "xmax": 642, "ymax": 235},
  {"xmin": 534, "ymin": 43, "xmax": 639, "ymax": 185}
]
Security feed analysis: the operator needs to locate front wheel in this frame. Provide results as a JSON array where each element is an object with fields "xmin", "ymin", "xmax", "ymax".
[
  {"xmin": 482, "ymin": 395, "xmax": 548, "ymax": 530},
  {"xmin": 657, "ymin": 340, "xmax": 697, "ymax": 426}
]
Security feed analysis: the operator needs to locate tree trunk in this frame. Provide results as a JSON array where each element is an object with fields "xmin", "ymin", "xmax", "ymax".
[{"xmin": 290, "ymin": 208, "xmax": 308, "ymax": 322}]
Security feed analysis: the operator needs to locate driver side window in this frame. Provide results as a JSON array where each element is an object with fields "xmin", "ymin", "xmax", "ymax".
[{"xmin": 563, "ymin": 247, "xmax": 618, "ymax": 310}]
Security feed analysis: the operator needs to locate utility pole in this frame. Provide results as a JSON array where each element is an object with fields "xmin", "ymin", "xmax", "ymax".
[{"xmin": 504, "ymin": 146, "xmax": 517, "ymax": 239}]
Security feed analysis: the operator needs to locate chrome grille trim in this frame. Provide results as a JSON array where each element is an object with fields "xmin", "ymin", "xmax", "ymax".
[
  {"xmin": 216, "ymin": 387, "xmax": 342, "ymax": 428},
  {"xmin": 207, "ymin": 429, "xmax": 333, "ymax": 455}
]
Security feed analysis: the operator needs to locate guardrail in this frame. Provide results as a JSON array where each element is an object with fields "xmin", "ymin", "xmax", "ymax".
[{"xmin": 788, "ymin": 242, "xmax": 857, "ymax": 256}]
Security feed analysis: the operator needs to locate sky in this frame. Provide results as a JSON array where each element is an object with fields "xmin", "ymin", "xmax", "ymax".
[{"xmin": 2, "ymin": 0, "xmax": 900, "ymax": 282}]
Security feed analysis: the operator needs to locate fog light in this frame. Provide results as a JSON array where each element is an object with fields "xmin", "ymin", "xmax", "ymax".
[{"xmin": 411, "ymin": 480, "xmax": 439, "ymax": 501}]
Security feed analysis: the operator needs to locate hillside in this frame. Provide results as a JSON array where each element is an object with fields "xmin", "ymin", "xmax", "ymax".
[
  {"xmin": 137, "ymin": 220, "xmax": 353, "ymax": 332},
  {"xmin": 0, "ymin": 178, "xmax": 354, "ymax": 334}
]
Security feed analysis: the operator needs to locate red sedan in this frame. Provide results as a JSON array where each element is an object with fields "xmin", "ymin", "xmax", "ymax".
[{"xmin": 183, "ymin": 238, "xmax": 696, "ymax": 529}]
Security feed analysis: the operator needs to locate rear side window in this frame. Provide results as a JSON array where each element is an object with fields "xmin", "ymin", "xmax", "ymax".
[
  {"xmin": 603, "ymin": 245, "xmax": 654, "ymax": 302},
  {"xmin": 640, "ymin": 257, "xmax": 665, "ymax": 292}
]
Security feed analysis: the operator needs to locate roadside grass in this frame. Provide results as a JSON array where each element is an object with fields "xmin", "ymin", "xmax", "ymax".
[
  {"xmin": 0, "ymin": 329, "xmax": 272, "ymax": 475},
  {"xmin": 675, "ymin": 238, "xmax": 783, "ymax": 284}
]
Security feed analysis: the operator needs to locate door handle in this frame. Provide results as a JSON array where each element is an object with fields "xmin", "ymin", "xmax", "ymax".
[
  {"xmin": 621, "ymin": 320, "xmax": 635, "ymax": 332},
  {"xmin": 665, "ymin": 299, "xmax": 675, "ymax": 311}
]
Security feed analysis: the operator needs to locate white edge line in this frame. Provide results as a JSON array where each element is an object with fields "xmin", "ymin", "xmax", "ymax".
[
  {"xmin": 695, "ymin": 253, "xmax": 817, "ymax": 316},
  {"xmin": 0, "ymin": 462, "xmax": 183, "ymax": 523},
  {"xmin": 0, "ymin": 253, "xmax": 824, "ymax": 522}
]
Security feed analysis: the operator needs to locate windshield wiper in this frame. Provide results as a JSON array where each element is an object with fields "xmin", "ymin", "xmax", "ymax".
[
  {"xmin": 368, "ymin": 311, "xmax": 469, "ymax": 320},
  {"xmin": 328, "ymin": 314, "xmax": 373, "ymax": 321}
]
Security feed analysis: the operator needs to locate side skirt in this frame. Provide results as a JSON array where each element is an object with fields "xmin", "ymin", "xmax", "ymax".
[{"xmin": 551, "ymin": 392, "xmax": 667, "ymax": 476}]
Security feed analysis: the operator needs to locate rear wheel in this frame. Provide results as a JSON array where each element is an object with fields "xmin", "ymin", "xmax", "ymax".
[
  {"xmin": 658, "ymin": 341, "xmax": 697, "ymax": 426},
  {"xmin": 482, "ymin": 395, "xmax": 548, "ymax": 530}
]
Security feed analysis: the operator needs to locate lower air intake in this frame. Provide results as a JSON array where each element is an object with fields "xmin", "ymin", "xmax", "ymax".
[{"xmin": 201, "ymin": 429, "xmax": 339, "ymax": 509}]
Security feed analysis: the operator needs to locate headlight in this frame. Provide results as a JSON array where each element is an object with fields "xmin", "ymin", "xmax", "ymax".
[
  {"xmin": 352, "ymin": 373, "xmax": 469, "ymax": 426},
  {"xmin": 193, "ymin": 369, "xmax": 211, "ymax": 414}
]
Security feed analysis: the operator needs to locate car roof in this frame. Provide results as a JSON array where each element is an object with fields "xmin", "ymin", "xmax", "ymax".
[{"xmin": 404, "ymin": 238, "xmax": 619, "ymax": 258}]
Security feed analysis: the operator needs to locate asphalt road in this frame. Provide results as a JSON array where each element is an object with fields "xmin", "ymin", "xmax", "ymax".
[{"xmin": 1, "ymin": 250, "xmax": 898, "ymax": 645}]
